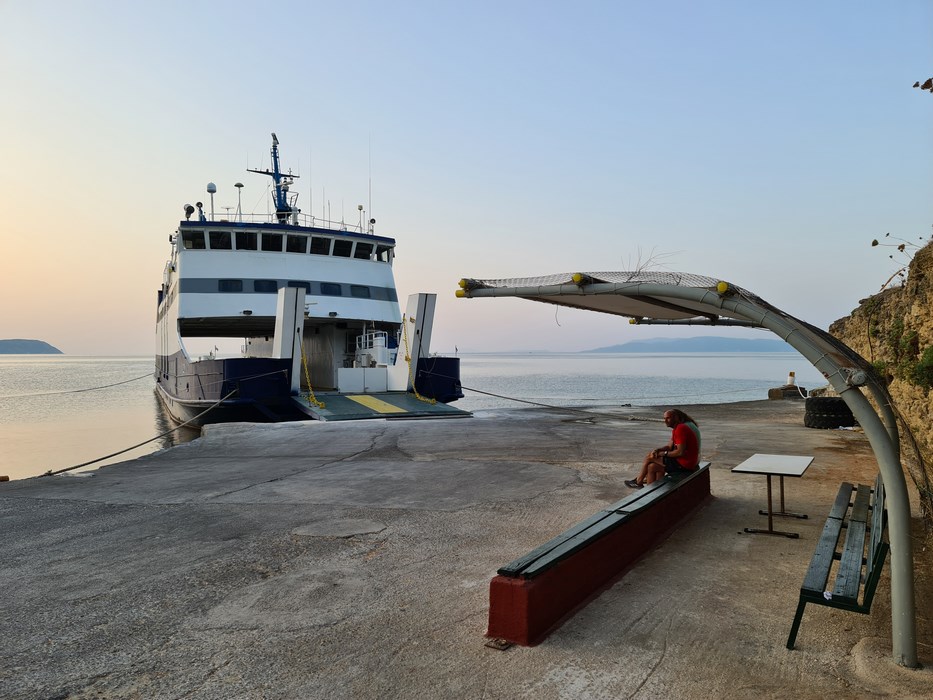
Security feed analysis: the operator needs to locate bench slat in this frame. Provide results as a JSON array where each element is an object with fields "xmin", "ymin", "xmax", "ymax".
[
  {"xmin": 608, "ymin": 482, "xmax": 677, "ymax": 513},
  {"xmin": 604, "ymin": 480, "xmax": 677, "ymax": 513},
  {"xmin": 801, "ymin": 507, "xmax": 846, "ymax": 593},
  {"xmin": 866, "ymin": 475, "xmax": 886, "ymax": 585},
  {"xmin": 849, "ymin": 483, "xmax": 871, "ymax": 524},
  {"xmin": 828, "ymin": 482, "xmax": 855, "ymax": 520},
  {"xmin": 517, "ymin": 471, "xmax": 693, "ymax": 577},
  {"xmin": 861, "ymin": 541, "xmax": 889, "ymax": 610},
  {"xmin": 500, "ymin": 478, "xmax": 681, "ymax": 576},
  {"xmin": 498, "ymin": 510, "xmax": 617, "ymax": 576},
  {"xmin": 519, "ymin": 512, "xmax": 628, "ymax": 577},
  {"xmin": 833, "ymin": 484, "xmax": 872, "ymax": 603},
  {"xmin": 498, "ymin": 463, "xmax": 712, "ymax": 578},
  {"xmin": 603, "ymin": 462, "xmax": 711, "ymax": 513}
]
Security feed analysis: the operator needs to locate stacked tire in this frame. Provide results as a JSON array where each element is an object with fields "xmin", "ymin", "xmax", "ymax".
[{"xmin": 804, "ymin": 396, "xmax": 857, "ymax": 429}]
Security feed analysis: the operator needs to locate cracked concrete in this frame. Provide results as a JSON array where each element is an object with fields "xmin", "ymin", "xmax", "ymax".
[{"xmin": 1, "ymin": 401, "xmax": 931, "ymax": 699}]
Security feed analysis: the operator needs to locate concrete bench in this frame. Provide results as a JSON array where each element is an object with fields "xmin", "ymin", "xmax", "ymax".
[
  {"xmin": 786, "ymin": 474, "xmax": 888, "ymax": 649},
  {"xmin": 487, "ymin": 462, "xmax": 712, "ymax": 646}
]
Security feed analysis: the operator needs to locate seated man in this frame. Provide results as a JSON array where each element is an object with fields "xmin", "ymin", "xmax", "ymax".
[{"xmin": 624, "ymin": 409, "xmax": 701, "ymax": 488}]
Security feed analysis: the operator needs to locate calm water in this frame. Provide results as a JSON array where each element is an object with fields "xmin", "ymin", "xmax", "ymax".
[
  {"xmin": 0, "ymin": 352, "xmax": 822, "ymax": 480},
  {"xmin": 457, "ymin": 352, "xmax": 821, "ymax": 410}
]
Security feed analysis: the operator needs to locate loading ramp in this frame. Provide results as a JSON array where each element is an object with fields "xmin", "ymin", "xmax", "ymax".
[{"xmin": 291, "ymin": 392, "xmax": 471, "ymax": 421}]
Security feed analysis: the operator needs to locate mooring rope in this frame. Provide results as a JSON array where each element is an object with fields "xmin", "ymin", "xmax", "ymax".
[
  {"xmin": 38, "ymin": 389, "xmax": 238, "ymax": 478},
  {"xmin": 462, "ymin": 382, "xmax": 780, "ymax": 406},
  {"xmin": 0, "ymin": 373, "xmax": 152, "ymax": 400}
]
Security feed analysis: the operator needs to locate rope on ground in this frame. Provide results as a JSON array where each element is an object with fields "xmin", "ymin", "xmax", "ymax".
[
  {"xmin": 459, "ymin": 382, "xmax": 782, "ymax": 422},
  {"xmin": 0, "ymin": 373, "xmax": 152, "ymax": 400},
  {"xmin": 461, "ymin": 386, "xmax": 663, "ymax": 422},
  {"xmin": 462, "ymin": 386, "xmax": 605, "ymax": 415},
  {"xmin": 38, "ymin": 389, "xmax": 238, "ymax": 478}
]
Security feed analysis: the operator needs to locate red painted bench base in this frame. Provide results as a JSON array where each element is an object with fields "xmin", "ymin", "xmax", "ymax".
[{"xmin": 487, "ymin": 467, "xmax": 710, "ymax": 645}]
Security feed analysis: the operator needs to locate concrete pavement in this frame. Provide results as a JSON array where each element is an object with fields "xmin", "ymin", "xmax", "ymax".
[{"xmin": 1, "ymin": 400, "xmax": 931, "ymax": 699}]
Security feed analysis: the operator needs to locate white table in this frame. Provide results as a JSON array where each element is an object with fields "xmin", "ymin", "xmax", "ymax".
[{"xmin": 731, "ymin": 454, "xmax": 814, "ymax": 538}]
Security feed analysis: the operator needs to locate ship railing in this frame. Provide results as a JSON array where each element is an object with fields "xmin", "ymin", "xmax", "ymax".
[
  {"xmin": 355, "ymin": 330, "xmax": 391, "ymax": 367},
  {"xmin": 356, "ymin": 331, "xmax": 389, "ymax": 352},
  {"xmin": 207, "ymin": 210, "xmax": 376, "ymax": 235}
]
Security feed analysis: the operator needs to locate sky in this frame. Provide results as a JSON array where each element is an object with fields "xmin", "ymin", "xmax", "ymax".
[{"xmin": 1, "ymin": 1, "xmax": 931, "ymax": 355}]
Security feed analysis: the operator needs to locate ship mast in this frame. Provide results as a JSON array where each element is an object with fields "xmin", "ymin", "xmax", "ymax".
[{"xmin": 247, "ymin": 132, "xmax": 300, "ymax": 223}]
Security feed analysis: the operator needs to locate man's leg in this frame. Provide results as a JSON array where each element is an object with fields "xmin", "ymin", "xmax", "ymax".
[
  {"xmin": 644, "ymin": 460, "xmax": 666, "ymax": 484},
  {"xmin": 626, "ymin": 453, "xmax": 656, "ymax": 488}
]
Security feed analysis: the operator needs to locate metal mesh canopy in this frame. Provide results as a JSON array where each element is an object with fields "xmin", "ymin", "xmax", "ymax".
[
  {"xmin": 470, "ymin": 270, "xmax": 725, "ymax": 288},
  {"xmin": 458, "ymin": 270, "xmax": 767, "ymax": 323},
  {"xmin": 458, "ymin": 266, "xmax": 921, "ymax": 666}
]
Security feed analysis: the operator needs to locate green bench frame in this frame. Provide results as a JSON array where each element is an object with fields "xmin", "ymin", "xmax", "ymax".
[{"xmin": 786, "ymin": 474, "xmax": 888, "ymax": 649}]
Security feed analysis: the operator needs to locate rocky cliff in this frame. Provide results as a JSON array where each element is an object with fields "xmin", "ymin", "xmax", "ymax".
[{"xmin": 829, "ymin": 241, "xmax": 933, "ymax": 517}]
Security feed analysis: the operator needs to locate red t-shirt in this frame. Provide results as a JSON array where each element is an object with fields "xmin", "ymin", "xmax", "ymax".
[{"xmin": 672, "ymin": 422, "xmax": 700, "ymax": 469}]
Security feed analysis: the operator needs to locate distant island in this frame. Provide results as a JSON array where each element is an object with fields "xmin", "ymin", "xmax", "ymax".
[
  {"xmin": 585, "ymin": 336, "xmax": 793, "ymax": 353},
  {"xmin": 0, "ymin": 339, "xmax": 63, "ymax": 354}
]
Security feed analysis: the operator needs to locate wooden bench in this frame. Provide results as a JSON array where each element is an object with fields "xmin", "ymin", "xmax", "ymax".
[
  {"xmin": 487, "ymin": 462, "xmax": 711, "ymax": 646},
  {"xmin": 786, "ymin": 474, "xmax": 888, "ymax": 649}
]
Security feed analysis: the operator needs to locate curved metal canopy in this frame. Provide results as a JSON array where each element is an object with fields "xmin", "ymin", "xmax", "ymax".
[
  {"xmin": 460, "ymin": 270, "xmax": 761, "ymax": 321},
  {"xmin": 457, "ymin": 269, "xmax": 918, "ymax": 667}
]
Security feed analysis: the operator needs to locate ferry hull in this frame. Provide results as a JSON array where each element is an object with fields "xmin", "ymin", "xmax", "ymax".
[
  {"xmin": 415, "ymin": 357, "xmax": 464, "ymax": 403},
  {"xmin": 154, "ymin": 352, "xmax": 464, "ymax": 427},
  {"xmin": 154, "ymin": 353, "xmax": 301, "ymax": 426}
]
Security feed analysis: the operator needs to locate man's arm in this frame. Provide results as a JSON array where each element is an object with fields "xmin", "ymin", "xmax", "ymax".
[
  {"xmin": 660, "ymin": 424, "xmax": 687, "ymax": 458},
  {"xmin": 666, "ymin": 441, "xmax": 685, "ymax": 458}
]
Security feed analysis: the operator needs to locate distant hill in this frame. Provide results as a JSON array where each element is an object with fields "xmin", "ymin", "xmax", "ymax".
[
  {"xmin": 0, "ymin": 339, "xmax": 63, "ymax": 354},
  {"xmin": 585, "ymin": 337, "xmax": 793, "ymax": 353}
]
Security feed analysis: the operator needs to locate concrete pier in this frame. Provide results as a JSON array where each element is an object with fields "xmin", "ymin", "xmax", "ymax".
[{"xmin": 1, "ymin": 401, "xmax": 930, "ymax": 699}]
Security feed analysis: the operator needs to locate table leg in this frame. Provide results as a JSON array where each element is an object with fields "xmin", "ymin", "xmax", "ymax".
[
  {"xmin": 757, "ymin": 475, "xmax": 808, "ymax": 519},
  {"xmin": 745, "ymin": 474, "xmax": 800, "ymax": 538}
]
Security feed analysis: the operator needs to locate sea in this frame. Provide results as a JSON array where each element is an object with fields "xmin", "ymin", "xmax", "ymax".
[{"xmin": 0, "ymin": 353, "xmax": 823, "ymax": 481}]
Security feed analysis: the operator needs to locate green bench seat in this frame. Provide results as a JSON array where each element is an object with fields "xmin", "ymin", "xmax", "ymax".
[{"xmin": 786, "ymin": 474, "xmax": 888, "ymax": 649}]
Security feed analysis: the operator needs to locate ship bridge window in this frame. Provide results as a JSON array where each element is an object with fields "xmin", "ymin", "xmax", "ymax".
[
  {"xmin": 236, "ymin": 231, "xmax": 257, "ymax": 250},
  {"xmin": 182, "ymin": 231, "xmax": 206, "ymax": 249},
  {"xmin": 262, "ymin": 233, "xmax": 283, "ymax": 252},
  {"xmin": 209, "ymin": 231, "xmax": 232, "ymax": 249},
  {"xmin": 310, "ymin": 236, "xmax": 331, "ymax": 255},
  {"xmin": 219, "ymin": 279, "xmax": 243, "ymax": 292},
  {"xmin": 350, "ymin": 285, "xmax": 371, "ymax": 299},
  {"xmin": 286, "ymin": 234, "xmax": 307, "ymax": 253},
  {"xmin": 254, "ymin": 279, "xmax": 278, "ymax": 293},
  {"xmin": 320, "ymin": 282, "xmax": 343, "ymax": 296},
  {"xmin": 354, "ymin": 242, "xmax": 374, "ymax": 260},
  {"xmin": 287, "ymin": 281, "xmax": 311, "ymax": 293},
  {"xmin": 332, "ymin": 239, "xmax": 353, "ymax": 257},
  {"xmin": 375, "ymin": 245, "xmax": 392, "ymax": 262}
]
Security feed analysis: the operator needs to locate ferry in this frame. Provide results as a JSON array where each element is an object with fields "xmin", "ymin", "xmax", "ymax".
[{"xmin": 155, "ymin": 134, "xmax": 464, "ymax": 425}]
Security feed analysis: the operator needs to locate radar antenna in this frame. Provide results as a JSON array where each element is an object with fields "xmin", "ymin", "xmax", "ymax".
[{"xmin": 247, "ymin": 133, "xmax": 300, "ymax": 223}]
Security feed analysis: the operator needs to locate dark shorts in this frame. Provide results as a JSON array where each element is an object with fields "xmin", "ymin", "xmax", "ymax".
[{"xmin": 663, "ymin": 456, "xmax": 694, "ymax": 474}]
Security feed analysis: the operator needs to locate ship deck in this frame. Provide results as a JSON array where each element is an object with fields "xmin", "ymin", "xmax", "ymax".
[{"xmin": 291, "ymin": 392, "xmax": 472, "ymax": 421}]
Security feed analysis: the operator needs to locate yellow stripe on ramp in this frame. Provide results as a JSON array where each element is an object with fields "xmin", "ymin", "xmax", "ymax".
[{"xmin": 346, "ymin": 395, "xmax": 408, "ymax": 414}]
